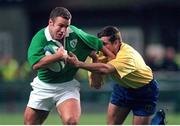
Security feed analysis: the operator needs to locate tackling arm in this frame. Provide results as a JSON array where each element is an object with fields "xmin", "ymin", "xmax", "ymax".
[
  {"xmin": 68, "ymin": 52, "xmax": 116, "ymax": 74},
  {"xmin": 77, "ymin": 61, "xmax": 115, "ymax": 74}
]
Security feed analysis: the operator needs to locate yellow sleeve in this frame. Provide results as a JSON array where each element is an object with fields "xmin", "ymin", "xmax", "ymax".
[{"xmin": 108, "ymin": 53, "xmax": 136, "ymax": 78}]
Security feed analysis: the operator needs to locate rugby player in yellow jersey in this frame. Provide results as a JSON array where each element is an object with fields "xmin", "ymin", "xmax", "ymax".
[{"xmin": 67, "ymin": 26, "xmax": 159, "ymax": 125}]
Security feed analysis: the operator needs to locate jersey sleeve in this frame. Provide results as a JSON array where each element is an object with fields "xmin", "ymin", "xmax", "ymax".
[
  {"xmin": 28, "ymin": 29, "xmax": 46, "ymax": 67},
  {"xmin": 108, "ymin": 53, "xmax": 136, "ymax": 78},
  {"xmin": 69, "ymin": 25, "xmax": 103, "ymax": 51}
]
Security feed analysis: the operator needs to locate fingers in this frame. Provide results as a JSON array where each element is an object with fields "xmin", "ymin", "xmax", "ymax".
[
  {"xmin": 68, "ymin": 52, "xmax": 76, "ymax": 58},
  {"xmin": 57, "ymin": 47, "xmax": 65, "ymax": 53},
  {"xmin": 66, "ymin": 52, "xmax": 75, "ymax": 61},
  {"xmin": 90, "ymin": 79, "xmax": 102, "ymax": 89},
  {"xmin": 66, "ymin": 52, "xmax": 78, "ymax": 66},
  {"xmin": 90, "ymin": 83, "xmax": 102, "ymax": 89},
  {"xmin": 57, "ymin": 47, "xmax": 68, "ymax": 59},
  {"xmin": 91, "ymin": 84, "xmax": 102, "ymax": 89}
]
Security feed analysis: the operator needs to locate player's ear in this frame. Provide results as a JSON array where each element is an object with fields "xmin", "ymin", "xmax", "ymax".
[
  {"xmin": 49, "ymin": 19, "xmax": 53, "ymax": 26},
  {"xmin": 114, "ymin": 39, "xmax": 119, "ymax": 45}
]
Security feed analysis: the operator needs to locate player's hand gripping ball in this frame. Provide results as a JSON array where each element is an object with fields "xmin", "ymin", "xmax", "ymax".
[{"xmin": 44, "ymin": 45, "xmax": 67, "ymax": 72}]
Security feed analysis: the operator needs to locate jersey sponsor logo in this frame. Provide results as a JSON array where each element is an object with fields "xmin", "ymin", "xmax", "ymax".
[{"xmin": 70, "ymin": 39, "xmax": 77, "ymax": 48}]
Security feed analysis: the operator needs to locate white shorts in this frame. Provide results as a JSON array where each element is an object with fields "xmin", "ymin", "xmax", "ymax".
[{"xmin": 27, "ymin": 77, "xmax": 80, "ymax": 111}]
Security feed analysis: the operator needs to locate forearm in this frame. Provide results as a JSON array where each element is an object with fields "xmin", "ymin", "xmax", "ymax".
[
  {"xmin": 67, "ymin": 52, "xmax": 115, "ymax": 74},
  {"xmin": 76, "ymin": 61, "xmax": 112, "ymax": 74},
  {"xmin": 33, "ymin": 54, "xmax": 65, "ymax": 70}
]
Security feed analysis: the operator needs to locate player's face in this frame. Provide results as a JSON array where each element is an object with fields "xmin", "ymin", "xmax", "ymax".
[
  {"xmin": 100, "ymin": 36, "xmax": 115, "ymax": 54},
  {"xmin": 49, "ymin": 16, "xmax": 71, "ymax": 41}
]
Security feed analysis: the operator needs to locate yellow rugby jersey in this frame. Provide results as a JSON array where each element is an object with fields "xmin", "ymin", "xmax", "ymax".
[{"xmin": 108, "ymin": 42, "xmax": 153, "ymax": 88}]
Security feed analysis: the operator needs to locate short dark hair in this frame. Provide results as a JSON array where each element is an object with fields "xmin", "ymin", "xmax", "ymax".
[
  {"xmin": 49, "ymin": 7, "xmax": 72, "ymax": 20},
  {"xmin": 97, "ymin": 26, "xmax": 122, "ymax": 43}
]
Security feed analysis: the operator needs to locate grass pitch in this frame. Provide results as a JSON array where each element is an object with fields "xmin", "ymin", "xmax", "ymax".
[{"xmin": 0, "ymin": 112, "xmax": 180, "ymax": 125}]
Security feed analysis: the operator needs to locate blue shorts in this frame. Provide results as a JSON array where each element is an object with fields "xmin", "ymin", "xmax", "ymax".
[{"xmin": 110, "ymin": 79, "xmax": 159, "ymax": 116}]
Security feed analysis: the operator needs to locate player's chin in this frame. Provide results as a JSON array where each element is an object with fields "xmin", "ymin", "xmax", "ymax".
[{"xmin": 56, "ymin": 35, "xmax": 64, "ymax": 41}]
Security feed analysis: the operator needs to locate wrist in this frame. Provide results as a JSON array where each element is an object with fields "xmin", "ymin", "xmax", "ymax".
[
  {"xmin": 76, "ymin": 61, "xmax": 83, "ymax": 68},
  {"xmin": 92, "ymin": 58, "xmax": 98, "ymax": 63},
  {"xmin": 62, "ymin": 53, "xmax": 68, "ymax": 62}
]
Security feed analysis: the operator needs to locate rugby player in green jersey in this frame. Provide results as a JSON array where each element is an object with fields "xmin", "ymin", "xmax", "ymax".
[
  {"xmin": 67, "ymin": 26, "xmax": 160, "ymax": 125},
  {"xmin": 24, "ymin": 7, "xmax": 115, "ymax": 125}
]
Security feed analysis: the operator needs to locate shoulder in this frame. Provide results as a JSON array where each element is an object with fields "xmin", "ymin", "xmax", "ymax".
[
  {"xmin": 29, "ymin": 28, "xmax": 48, "ymax": 49},
  {"xmin": 34, "ymin": 28, "xmax": 46, "ymax": 38},
  {"xmin": 68, "ymin": 25, "xmax": 102, "ymax": 51},
  {"xmin": 32, "ymin": 28, "xmax": 46, "ymax": 40},
  {"xmin": 121, "ymin": 42, "xmax": 134, "ymax": 52},
  {"xmin": 117, "ymin": 42, "xmax": 134, "ymax": 58},
  {"xmin": 69, "ymin": 25, "xmax": 78, "ymax": 30},
  {"xmin": 69, "ymin": 25, "xmax": 87, "ymax": 36},
  {"xmin": 69, "ymin": 25, "xmax": 81, "ymax": 33},
  {"xmin": 31, "ymin": 28, "xmax": 46, "ymax": 43}
]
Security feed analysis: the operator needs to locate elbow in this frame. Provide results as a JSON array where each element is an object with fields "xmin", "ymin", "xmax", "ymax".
[
  {"xmin": 100, "ymin": 69, "xmax": 111, "ymax": 75},
  {"xmin": 100, "ymin": 64, "xmax": 113, "ymax": 74},
  {"xmin": 32, "ymin": 63, "xmax": 41, "ymax": 70},
  {"xmin": 101, "ymin": 69, "xmax": 110, "ymax": 74},
  {"xmin": 108, "ymin": 55, "xmax": 116, "ymax": 60},
  {"xmin": 32, "ymin": 65, "xmax": 38, "ymax": 70}
]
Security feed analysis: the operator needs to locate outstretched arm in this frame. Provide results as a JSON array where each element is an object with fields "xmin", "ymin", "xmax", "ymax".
[{"xmin": 67, "ymin": 52, "xmax": 116, "ymax": 74}]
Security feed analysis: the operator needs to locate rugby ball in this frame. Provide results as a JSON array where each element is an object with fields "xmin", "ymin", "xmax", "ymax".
[{"xmin": 44, "ymin": 45, "xmax": 65, "ymax": 72}]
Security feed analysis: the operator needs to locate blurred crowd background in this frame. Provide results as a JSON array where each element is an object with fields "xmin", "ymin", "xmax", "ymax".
[{"xmin": 0, "ymin": 0, "xmax": 180, "ymax": 115}]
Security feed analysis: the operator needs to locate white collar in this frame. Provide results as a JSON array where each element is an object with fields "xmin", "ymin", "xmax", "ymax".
[
  {"xmin": 65, "ymin": 26, "xmax": 73, "ymax": 37},
  {"xmin": 45, "ymin": 26, "xmax": 56, "ymax": 42},
  {"xmin": 44, "ymin": 26, "xmax": 73, "ymax": 47}
]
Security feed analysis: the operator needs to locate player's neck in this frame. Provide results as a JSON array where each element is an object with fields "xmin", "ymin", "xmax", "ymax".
[
  {"xmin": 56, "ymin": 38, "xmax": 64, "ymax": 46},
  {"xmin": 114, "ymin": 42, "xmax": 121, "ymax": 55}
]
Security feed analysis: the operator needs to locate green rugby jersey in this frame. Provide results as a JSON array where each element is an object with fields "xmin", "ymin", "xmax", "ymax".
[{"xmin": 28, "ymin": 25, "xmax": 103, "ymax": 83}]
